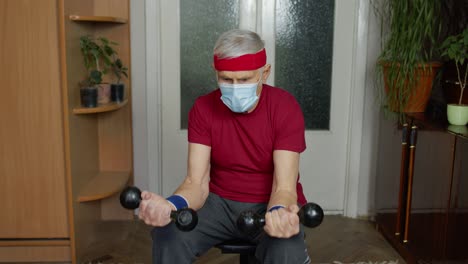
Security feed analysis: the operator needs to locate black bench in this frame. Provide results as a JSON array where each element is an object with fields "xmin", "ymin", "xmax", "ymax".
[{"xmin": 216, "ymin": 239, "xmax": 259, "ymax": 264}]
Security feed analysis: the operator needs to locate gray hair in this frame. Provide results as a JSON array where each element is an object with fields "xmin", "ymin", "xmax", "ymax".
[{"xmin": 213, "ymin": 29, "xmax": 265, "ymax": 59}]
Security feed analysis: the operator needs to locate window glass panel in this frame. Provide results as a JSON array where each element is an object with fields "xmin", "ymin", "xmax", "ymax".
[
  {"xmin": 180, "ymin": 0, "xmax": 240, "ymax": 129},
  {"xmin": 275, "ymin": 0, "xmax": 335, "ymax": 130}
]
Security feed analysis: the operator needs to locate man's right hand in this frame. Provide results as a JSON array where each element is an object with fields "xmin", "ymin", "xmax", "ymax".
[{"xmin": 138, "ymin": 191, "xmax": 176, "ymax": 227}]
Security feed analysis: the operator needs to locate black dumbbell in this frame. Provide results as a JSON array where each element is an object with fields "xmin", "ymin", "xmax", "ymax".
[
  {"xmin": 237, "ymin": 203, "xmax": 324, "ymax": 235},
  {"xmin": 119, "ymin": 186, "xmax": 198, "ymax": 232}
]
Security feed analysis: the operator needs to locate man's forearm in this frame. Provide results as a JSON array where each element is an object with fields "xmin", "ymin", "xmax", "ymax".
[
  {"xmin": 269, "ymin": 150, "xmax": 300, "ymax": 209},
  {"xmin": 268, "ymin": 189, "xmax": 298, "ymax": 209},
  {"xmin": 171, "ymin": 143, "xmax": 211, "ymax": 210},
  {"xmin": 173, "ymin": 176, "xmax": 210, "ymax": 210}
]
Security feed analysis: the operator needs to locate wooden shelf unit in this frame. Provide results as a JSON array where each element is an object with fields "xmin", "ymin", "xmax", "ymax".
[
  {"xmin": 73, "ymin": 99, "xmax": 128, "ymax": 114},
  {"xmin": 77, "ymin": 171, "xmax": 131, "ymax": 202},
  {"xmin": 62, "ymin": 0, "xmax": 133, "ymax": 262},
  {"xmin": 69, "ymin": 15, "xmax": 128, "ymax": 23},
  {"xmin": 0, "ymin": 1, "xmax": 133, "ymax": 263}
]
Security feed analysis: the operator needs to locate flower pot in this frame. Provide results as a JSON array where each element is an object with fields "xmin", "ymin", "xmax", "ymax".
[
  {"xmin": 382, "ymin": 62, "xmax": 442, "ymax": 113},
  {"xmin": 448, "ymin": 125, "xmax": 468, "ymax": 135},
  {"xmin": 80, "ymin": 86, "xmax": 98, "ymax": 108},
  {"xmin": 97, "ymin": 83, "xmax": 111, "ymax": 104},
  {"xmin": 111, "ymin": 83, "xmax": 125, "ymax": 103},
  {"xmin": 447, "ymin": 104, "xmax": 468, "ymax": 126}
]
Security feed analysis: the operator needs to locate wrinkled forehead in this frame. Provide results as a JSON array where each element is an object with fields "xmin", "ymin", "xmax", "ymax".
[{"xmin": 217, "ymin": 69, "xmax": 262, "ymax": 79}]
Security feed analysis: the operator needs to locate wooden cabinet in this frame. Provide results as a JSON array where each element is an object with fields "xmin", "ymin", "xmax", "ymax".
[
  {"xmin": 376, "ymin": 113, "xmax": 468, "ymax": 264},
  {"xmin": 446, "ymin": 135, "xmax": 468, "ymax": 260},
  {"xmin": 0, "ymin": 0, "xmax": 133, "ymax": 263}
]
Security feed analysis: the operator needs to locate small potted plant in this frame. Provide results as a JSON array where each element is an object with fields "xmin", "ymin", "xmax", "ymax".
[
  {"xmin": 98, "ymin": 37, "xmax": 128, "ymax": 103},
  {"xmin": 110, "ymin": 57, "xmax": 128, "ymax": 103},
  {"xmin": 441, "ymin": 28, "xmax": 468, "ymax": 125},
  {"xmin": 79, "ymin": 35, "xmax": 110, "ymax": 107}
]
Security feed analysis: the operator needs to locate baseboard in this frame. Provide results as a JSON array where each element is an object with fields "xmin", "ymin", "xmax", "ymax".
[{"xmin": 0, "ymin": 245, "xmax": 71, "ymax": 262}]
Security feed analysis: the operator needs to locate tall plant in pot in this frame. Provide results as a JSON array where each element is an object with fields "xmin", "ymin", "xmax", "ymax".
[
  {"xmin": 441, "ymin": 28, "xmax": 468, "ymax": 125},
  {"xmin": 79, "ymin": 35, "xmax": 109, "ymax": 107},
  {"xmin": 375, "ymin": 0, "xmax": 443, "ymax": 114}
]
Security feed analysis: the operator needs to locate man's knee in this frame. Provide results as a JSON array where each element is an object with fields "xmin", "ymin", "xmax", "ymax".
[
  {"xmin": 256, "ymin": 232, "xmax": 310, "ymax": 263},
  {"xmin": 152, "ymin": 224, "xmax": 177, "ymax": 244},
  {"xmin": 151, "ymin": 224, "xmax": 198, "ymax": 263}
]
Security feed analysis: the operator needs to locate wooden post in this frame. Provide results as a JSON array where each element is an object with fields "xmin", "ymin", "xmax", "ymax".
[
  {"xmin": 396, "ymin": 123, "xmax": 409, "ymax": 236},
  {"xmin": 404, "ymin": 125, "xmax": 418, "ymax": 243}
]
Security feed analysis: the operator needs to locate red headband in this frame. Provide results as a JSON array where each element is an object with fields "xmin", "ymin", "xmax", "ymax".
[{"xmin": 213, "ymin": 49, "xmax": 266, "ymax": 71}]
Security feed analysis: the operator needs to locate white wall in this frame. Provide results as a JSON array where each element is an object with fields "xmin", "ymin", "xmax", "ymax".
[
  {"xmin": 357, "ymin": 0, "xmax": 383, "ymax": 218},
  {"xmin": 342, "ymin": 0, "xmax": 382, "ymax": 218},
  {"xmin": 130, "ymin": 0, "xmax": 149, "ymax": 191}
]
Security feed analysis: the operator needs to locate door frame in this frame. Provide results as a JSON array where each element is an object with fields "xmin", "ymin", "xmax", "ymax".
[{"xmin": 137, "ymin": 0, "xmax": 374, "ymax": 217}]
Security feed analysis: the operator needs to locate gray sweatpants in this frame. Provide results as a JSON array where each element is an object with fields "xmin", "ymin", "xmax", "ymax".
[{"xmin": 151, "ymin": 193, "xmax": 310, "ymax": 263}]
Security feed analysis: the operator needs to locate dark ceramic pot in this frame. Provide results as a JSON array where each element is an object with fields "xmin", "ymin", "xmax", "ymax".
[
  {"xmin": 80, "ymin": 86, "xmax": 98, "ymax": 108},
  {"xmin": 111, "ymin": 83, "xmax": 125, "ymax": 103}
]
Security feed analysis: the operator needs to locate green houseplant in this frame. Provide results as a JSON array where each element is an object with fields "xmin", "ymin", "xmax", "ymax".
[
  {"xmin": 441, "ymin": 28, "xmax": 468, "ymax": 125},
  {"xmin": 110, "ymin": 57, "xmax": 128, "ymax": 103},
  {"xmin": 376, "ymin": 0, "xmax": 443, "ymax": 113},
  {"xmin": 98, "ymin": 37, "xmax": 128, "ymax": 103},
  {"xmin": 79, "ymin": 36, "xmax": 115, "ymax": 106},
  {"xmin": 111, "ymin": 54, "xmax": 128, "ymax": 103},
  {"xmin": 79, "ymin": 35, "xmax": 102, "ymax": 107}
]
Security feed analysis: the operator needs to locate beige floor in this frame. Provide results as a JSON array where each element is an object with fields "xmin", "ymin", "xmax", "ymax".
[{"xmin": 101, "ymin": 215, "xmax": 405, "ymax": 264}]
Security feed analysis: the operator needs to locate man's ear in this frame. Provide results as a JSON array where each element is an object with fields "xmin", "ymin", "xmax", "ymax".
[{"xmin": 262, "ymin": 64, "xmax": 272, "ymax": 82}]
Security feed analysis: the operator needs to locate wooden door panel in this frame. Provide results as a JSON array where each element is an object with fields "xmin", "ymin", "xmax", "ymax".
[{"xmin": 0, "ymin": 0, "xmax": 68, "ymax": 238}]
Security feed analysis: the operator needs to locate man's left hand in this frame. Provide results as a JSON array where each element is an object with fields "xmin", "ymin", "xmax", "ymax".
[{"xmin": 264, "ymin": 204, "xmax": 300, "ymax": 238}]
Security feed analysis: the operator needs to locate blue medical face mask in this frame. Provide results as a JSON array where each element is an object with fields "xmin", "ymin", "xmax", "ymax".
[{"xmin": 219, "ymin": 82, "xmax": 260, "ymax": 113}]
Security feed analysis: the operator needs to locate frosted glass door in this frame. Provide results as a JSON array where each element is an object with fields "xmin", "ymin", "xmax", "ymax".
[
  {"xmin": 275, "ymin": 0, "xmax": 334, "ymax": 129},
  {"xmin": 180, "ymin": 0, "xmax": 240, "ymax": 128}
]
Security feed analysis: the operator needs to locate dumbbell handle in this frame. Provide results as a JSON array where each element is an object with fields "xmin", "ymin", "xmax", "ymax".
[
  {"xmin": 237, "ymin": 203, "xmax": 324, "ymax": 235},
  {"xmin": 119, "ymin": 186, "xmax": 198, "ymax": 232}
]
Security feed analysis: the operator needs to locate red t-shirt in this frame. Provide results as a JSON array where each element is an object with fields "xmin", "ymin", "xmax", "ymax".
[{"xmin": 188, "ymin": 84, "xmax": 307, "ymax": 205}]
